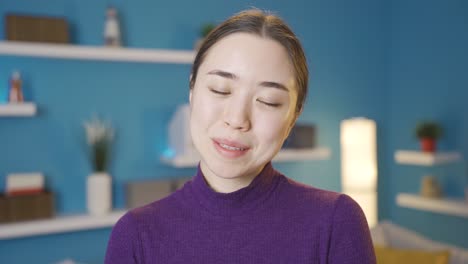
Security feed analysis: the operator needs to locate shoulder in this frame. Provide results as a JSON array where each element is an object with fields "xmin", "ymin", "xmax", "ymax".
[
  {"xmin": 324, "ymin": 194, "xmax": 375, "ymax": 262},
  {"xmin": 278, "ymin": 175, "xmax": 365, "ymax": 220},
  {"xmin": 106, "ymin": 185, "xmax": 190, "ymax": 263},
  {"xmin": 332, "ymin": 193, "xmax": 368, "ymax": 221},
  {"xmin": 279, "ymin": 176, "xmax": 342, "ymax": 208},
  {"xmin": 278, "ymin": 177, "xmax": 374, "ymax": 262}
]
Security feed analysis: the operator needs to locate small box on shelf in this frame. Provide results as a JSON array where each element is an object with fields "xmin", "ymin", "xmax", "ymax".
[
  {"xmin": 6, "ymin": 14, "xmax": 69, "ymax": 44},
  {"xmin": 282, "ymin": 123, "xmax": 316, "ymax": 149},
  {"xmin": 0, "ymin": 192, "xmax": 54, "ymax": 223},
  {"xmin": 126, "ymin": 177, "xmax": 191, "ymax": 209},
  {"xmin": 6, "ymin": 172, "xmax": 44, "ymax": 196},
  {"xmin": 0, "ymin": 198, "xmax": 7, "ymax": 223}
]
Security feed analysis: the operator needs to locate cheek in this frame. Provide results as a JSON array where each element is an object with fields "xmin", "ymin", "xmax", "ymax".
[
  {"xmin": 252, "ymin": 111, "xmax": 291, "ymax": 144},
  {"xmin": 190, "ymin": 90, "xmax": 223, "ymax": 130}
]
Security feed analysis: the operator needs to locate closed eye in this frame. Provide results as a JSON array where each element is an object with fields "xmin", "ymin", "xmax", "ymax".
[
  {"xmin": 257, "ymin": 99, "xmax": 281, "ymax": 107},
  {"xmin": 209, "ymin": 88, "xmax": 230, "ymax": 95}
]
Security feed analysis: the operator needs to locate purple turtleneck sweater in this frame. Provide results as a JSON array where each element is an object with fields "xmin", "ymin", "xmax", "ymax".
[{"xmin": 105, "ymin": 163, "xmax": 376, "ymax": 263}]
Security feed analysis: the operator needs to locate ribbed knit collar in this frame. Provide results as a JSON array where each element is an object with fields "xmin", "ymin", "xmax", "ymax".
[{"xmin": 190, "ymin": 162, "xmax": 280, "ymax": 217}]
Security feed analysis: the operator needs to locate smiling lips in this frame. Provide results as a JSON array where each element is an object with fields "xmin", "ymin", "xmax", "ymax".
[{"xmin": 212, "ymin": 138, "xmax": 250, "ymax": 158}]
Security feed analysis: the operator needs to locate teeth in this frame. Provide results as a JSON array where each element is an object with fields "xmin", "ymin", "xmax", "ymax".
[{"xmin": 219, "ymin": 143, "xmax": 244, "ymax": 151}]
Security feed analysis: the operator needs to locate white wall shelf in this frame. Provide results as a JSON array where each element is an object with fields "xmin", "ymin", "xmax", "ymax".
[
  {"xmin": 0, "ymin": 209, "xmax": 126, "ymax": 240},
  {"xmin": 0, "ymin": 103, "xmax": 37, "ymax": 117},
  {"xmin": 160, "ymin": 153, "xmax": 201, "ymax": 168},
  {"xmin": 396, "ymin": 193, "xmax": 468, "ymax": 218},
  {"xmin": 274, "ymin": 147, "xmax": 332, "ymax": 162},
  {"xmin": 0, "ymin": 41, "xmax": 195, "ymax": 64},
  {"xmin": 160, "ymin": 147, "xmax": 331, "ymax": 168},
  {"xmin": 394, "ymin": 150, "xmax": 462, "ymax": 166}
]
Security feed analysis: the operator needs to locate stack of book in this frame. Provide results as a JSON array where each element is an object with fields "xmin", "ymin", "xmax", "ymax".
[{"xmin": 0, "ymin": 173, "xmax": 54, "ymax": 223}]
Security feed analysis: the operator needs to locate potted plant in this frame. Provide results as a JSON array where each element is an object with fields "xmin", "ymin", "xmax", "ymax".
[
  {"xmin": 83, "ymin": 116, "xmax": 115, "ymax": 215},
  {"xmin": 200, "ymin": 23, "xmax": 216, "ymax": 38},
  {"xmin": 194, "ymin": 22, "xmax": 216, "ymax": 51},
  {"xmin": 415, "ymin": 121, "xmax": 443, "ymax": 152}
]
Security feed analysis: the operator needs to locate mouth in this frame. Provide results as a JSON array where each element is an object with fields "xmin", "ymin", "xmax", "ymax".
[
  {"xmin": 212, "ymin": 138, "xmax": 250, "ymax": 158},
  {"xmin": 218, "ymin": 142, "xmax": 247, "ymax": 151}
]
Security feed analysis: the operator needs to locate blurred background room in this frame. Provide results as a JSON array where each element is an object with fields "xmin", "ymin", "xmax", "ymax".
[{"xmin": 1, "ymin": 0, "xmax": 467, "ymax": 263}]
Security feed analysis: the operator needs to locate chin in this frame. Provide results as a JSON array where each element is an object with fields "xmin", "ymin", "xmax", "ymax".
[
  {"xmin": 203, "ymin": 153, "xmax": 270, "ymax": 181},
  {"xmin": 201, "ymin": 157, "xmax": 243, "ymax": 179}
]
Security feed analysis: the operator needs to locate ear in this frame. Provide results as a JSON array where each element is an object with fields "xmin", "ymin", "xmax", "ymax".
[
  {"xmin": 288, "ymin": 116, "xmax": 297, "ymax": 134},
  {"xmin": 286, "ymin": 93, "xmax": 302, "ymax": 134},
  {"xmin": 289, "ymin": 105, "xmax": 303, "ymax": 131},
  {"xmin": 282, "ymin": 114, "xmax": 297, "ymax": 142}
]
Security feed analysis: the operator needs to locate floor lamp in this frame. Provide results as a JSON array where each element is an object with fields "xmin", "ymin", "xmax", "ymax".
[{"xmin": 340, "ymin": 117, "xmax": 378, "ymax": 228}]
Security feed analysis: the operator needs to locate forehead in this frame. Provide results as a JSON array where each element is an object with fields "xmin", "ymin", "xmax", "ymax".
[{"xmin": 199, "ymin": 32, "xmax": 295, "ymax": 86}]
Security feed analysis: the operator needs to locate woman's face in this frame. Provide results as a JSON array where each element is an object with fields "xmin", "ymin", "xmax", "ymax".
[{"xmin": 190, "ymin": 32, "xmax": 298, "ymax": 185}]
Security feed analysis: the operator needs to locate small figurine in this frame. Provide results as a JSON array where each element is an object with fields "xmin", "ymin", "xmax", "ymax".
[
  {"xmin": 8, "ymin": 71, "xmax": 24, "ymax": 103},
  {"xmin": 104, "ymin": 6, "xmax": 121, "ymax": 47},
  {"xmin": 420, "ymin": 175, "xmax": 442, "ymax": 198}
]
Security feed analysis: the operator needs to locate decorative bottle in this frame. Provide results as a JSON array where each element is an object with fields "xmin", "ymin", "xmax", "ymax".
[
  {"xmin": 8, "ymin": 71, "xmax": 24, "ymax": 103},
  {"xmin": 104, "ymin": 6, "xmax": 121, "ymax": 47}
]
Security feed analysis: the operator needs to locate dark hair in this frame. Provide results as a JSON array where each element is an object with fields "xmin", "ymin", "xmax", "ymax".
[{"xmin": 190, "ymin": 9, "xmax": 309, "ymax": 115}]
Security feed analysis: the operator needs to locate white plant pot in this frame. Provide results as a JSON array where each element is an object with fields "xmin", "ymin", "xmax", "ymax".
[{"xmin": 87, "ymin": 172, "xmax": 112, "ymax": 215}]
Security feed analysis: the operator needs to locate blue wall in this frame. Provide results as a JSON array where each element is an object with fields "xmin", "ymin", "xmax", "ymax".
[
  {"xmin": 387, "ymin": 0, "xmax": 468, "ymax": 248},
  {"xmin": 14, "ymin": 0, "xmax": 468, "ymax": 263}
]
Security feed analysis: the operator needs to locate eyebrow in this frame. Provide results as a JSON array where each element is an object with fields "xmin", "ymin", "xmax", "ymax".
[
  {"xmin": 207, "ymin": 70, "xmax": 289, "ymax": 92},
  {"xmin": 207, "ymin": 70, "xmax": 239, "ymax": 80},
  {"xmin": 258, "ymin": 81, "xmax": 289, "ymax": 92}
]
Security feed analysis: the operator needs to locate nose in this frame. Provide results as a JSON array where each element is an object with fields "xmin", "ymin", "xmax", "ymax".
[{"xmin": 223, "ymin": 99, "xmax": 251, "ymax": 131}]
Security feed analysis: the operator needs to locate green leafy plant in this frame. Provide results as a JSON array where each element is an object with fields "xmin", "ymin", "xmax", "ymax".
[
  {"xmin": 415, "ymin": 121, "xmax": 443, "ymax": 140},
  {"xmin": 83, "ymin": 116, "xmax": 114, "ymax": 172},
  {"xmin": 200, "ymin": 23, "xmax": 216, "ymax": 38}
]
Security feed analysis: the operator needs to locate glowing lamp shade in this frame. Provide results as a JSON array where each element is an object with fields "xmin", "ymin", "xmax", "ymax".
[{"xmin": 340, "ymin": 118, "xmax": 378, "ymax": 228}]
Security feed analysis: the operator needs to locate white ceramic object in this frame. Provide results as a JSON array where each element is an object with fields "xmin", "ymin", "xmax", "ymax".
[
  {"xmin": 168, "ymin": 104, "xmax": 198, "ymax": 158},
  {"xmin": 87, "ymin": 172, "xmax": 112, "ymax": 215}
]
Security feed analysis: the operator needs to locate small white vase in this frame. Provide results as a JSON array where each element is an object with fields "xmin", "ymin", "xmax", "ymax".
[{"xmin": 87, "ymin": 172, "xmax": 112, "ymax": 215}]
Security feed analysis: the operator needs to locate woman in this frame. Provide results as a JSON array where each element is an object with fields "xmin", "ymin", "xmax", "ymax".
[{"xmin": 106, "ymin": 9, "xmax": 376, "ymax": 264}]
